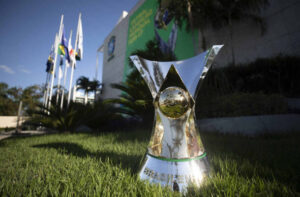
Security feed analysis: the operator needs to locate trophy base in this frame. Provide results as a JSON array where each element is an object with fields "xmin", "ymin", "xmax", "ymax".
[{"xmin": 139, "ymin": 153, "xmax": 210, "ymax": 192}]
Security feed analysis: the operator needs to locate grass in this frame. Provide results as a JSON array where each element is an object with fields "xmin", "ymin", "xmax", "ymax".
[{"xmin": 0, "ymin": 130, "xmax": 299, "ymax": 196}]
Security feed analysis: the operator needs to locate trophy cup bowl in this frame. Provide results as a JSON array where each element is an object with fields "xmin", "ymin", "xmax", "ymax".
[
  {"xmin": 130, "ymin": 45, "xmax": 223, "ymax": 192},
  {"xmin": 158, "ymin": 87, "xmax": 190, "ymax": 118}
]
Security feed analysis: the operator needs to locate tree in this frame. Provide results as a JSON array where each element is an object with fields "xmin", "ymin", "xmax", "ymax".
[
  {"xmin": 160, "ymin": 0, "xmax": 215, "ymax": 51},
  {"xmin": 210, "ymin": 0, "xmax": 269, "ymax": 65},
  {"xmin": 89, "ymin": 79, "xmax": 101, "ymax": 101},
  {"xmin": 26, "ymin": 100, "xmax": 85, "ymax": 132},
  {"xmin": 21, "ymin": 85, "xmax": 43, "ymax": 113},
  {"xmin": 76, "ymin": 76, "xmax": 91, "ymax": 104},
  {"xmin": 0, "ymin": 83, "xmax": 42, "ymax": 115},
  {"xmin": 0, "ymin": 82, "xmax": 17, "ymax": 115},
  {"xmin": 163, "ymin": 0, "xmax": 269, "ymax": 64}
]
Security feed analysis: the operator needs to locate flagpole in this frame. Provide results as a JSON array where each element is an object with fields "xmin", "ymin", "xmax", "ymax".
[
  {"xmin": 56, "ymin": 24, "xmax": 65, "ymax": 104},
  {"xmin": 43, "ymin": 72, "xmax": 48, "ymax": 105},
  {"xmin": 56, "ymin": 64, "xmax": 62, "ymax": 104},
  {"xmin": 45, "ymin": 40, "xmax": 57, "ymax": 109},
  {"xmin": 47, "ymin": 33, "xmax": 59, "ymax": 108},
  {"xmin": 67, "ymin": 13, "xmax": 81, "ymax": 107},
  {"xmin": 44, "ymin": 69, "xmax": 51, "ymax": 111},
  {"xmin": 48, "ymin": 15, "xmax": 64, "ymax": 109},
  {"xmin": 60, "ymin": 30, "xmax": 72, "ymax": 109}
]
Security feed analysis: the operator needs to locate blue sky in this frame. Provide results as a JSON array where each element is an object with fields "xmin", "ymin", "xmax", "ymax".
[{"xmin": 0, "ymin": 0, "xmax": 139, "ymax": 88}]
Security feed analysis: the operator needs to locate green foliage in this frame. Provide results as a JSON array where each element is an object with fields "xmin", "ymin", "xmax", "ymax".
[
  {"xmin": 0, "ymin": 127, "xmax": 15, "ymax": 133},
  {"xmin": 196, "ymin": 93, "xmax": 288, "ymax": 118},
  {"xmin": 76, "ymin": 76, "xmax": 101, "ymax": 104},
  {"xmin": 76, "ymin": 76, "xmax": 90, "ymax": 94},
  {"xmin": 0, "ymin": 131, "xmax": 299, "ymax": 196},
  {"xmin": 200, "ymin": 55, "xmax": 300, "ymax": 97},
  {"xmin": 0, "ymin": 82, "xmax": 42, "ymax": 115},
  {"xmin": 22, "ymin": 85, "xmax": 43, "ymax": 113},
  {"xmin": 26, "ymin": 97, "xmax": 118, "ymax": 133},
  {"xmin": 0, "ymin": 83, "xmax": 18, "ymax": 115},
  {"xmin": 26, "ymin": 101, "xmax": 86, "ymax": 132},
  {"xmin": 162, "ymin": 0, "xmax": 269, "ymax": 62},
  {"xmin": 81, "ymin": 99, "xmax": 122, "ymax": 131},
  {"xmin": 195, "ymin": 55, "xmax": 299, "ymax": 118}
]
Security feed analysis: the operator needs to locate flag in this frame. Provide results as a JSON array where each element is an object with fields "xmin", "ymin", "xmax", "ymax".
[
  {"xmin": 46, "ymin": 45, "xmax": 54, "ymax": 73},
  {"xmin": 58, "ymin": 29, "xmax": 71, "ymax": 63},
  {"xmin": 68, "ymin": 34, "xmax": 75, "ymax": 66},
  {"xmin": 69, "ymin": 48, "xmax": 75, "ymax": 64},
  {"xmin": 76, "ymin": 15, "xmax": 83, "ymax": 61},
  {"xmin": 46, "ymin": 56, "xmax": 54, "ymax": 73}
]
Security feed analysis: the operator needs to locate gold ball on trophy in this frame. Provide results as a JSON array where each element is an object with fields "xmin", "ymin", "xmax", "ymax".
[{"xmin": 158, "ymin": 87, "xmax": 190, "ymax": 118}]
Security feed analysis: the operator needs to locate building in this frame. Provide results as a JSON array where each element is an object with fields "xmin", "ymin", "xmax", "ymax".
[
  {"xmin": 71, "ymin": 85, "xmax": 96, "ymax": 104},
  {"xmin": 98, "ymin": 0, "xmax": 300, "ymax": 99}
]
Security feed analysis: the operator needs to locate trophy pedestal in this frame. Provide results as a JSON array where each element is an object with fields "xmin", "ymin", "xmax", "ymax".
[{"xmin": 139, "ymin": 153, "xmax": 209, "ymax": 193}]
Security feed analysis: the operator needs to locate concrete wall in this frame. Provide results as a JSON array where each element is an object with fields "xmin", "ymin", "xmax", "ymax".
[
  {"xmin": 101, "ymin": 17, "xmax": 129, "ymax": 99},
  {"xmin": 202, "ymin": 0, "xmax": 300, "ymax": 67},
  {"xmin": 0, "ymin": 116, "xmax": 27, "ymax": 128},
  {"xmin": 198, "ymin": 114, "xmax": 300, "ymax": 136},
  {"xmin": 101, "ymin": 0, "xmax": 145, "ymax": 99}
]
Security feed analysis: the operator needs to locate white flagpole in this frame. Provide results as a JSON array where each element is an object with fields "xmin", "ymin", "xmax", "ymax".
[
  {"xmin": 60, "ymin": 30, "xmax": 72, "ymax": 109},
  {"xmin": 56, "ymin": 64, "xmax": 62, "ymax": 104},
  {"xmin": 45, "ymin": 37, "xmax": 57, "ymax": 108},
  {"xmin": 44, "ymin": 72, "xmax": 51, "ymax": 110},
  {"xmin": 48, "ymin": 15, "xmax": 64, "ymax": 109},
  {"xmin": 44, "ymin": 43, "xmax": 55, "ymax": 108},
  {"xmin": 67, "ymin": 13, "xmax": 81, "ymax": 107},
  {"xmin": 43, "ymin": 72, "xmax": 49, "ymax": 106},
  {"xmin": 56, "ymin": 24, "xmax": 65, "ymax": 104}
]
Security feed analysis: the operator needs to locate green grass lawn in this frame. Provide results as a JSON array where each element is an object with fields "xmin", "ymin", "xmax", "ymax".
[{"xmin": 0, "ymin": 130, "xmax": 299, "ymax": 196}]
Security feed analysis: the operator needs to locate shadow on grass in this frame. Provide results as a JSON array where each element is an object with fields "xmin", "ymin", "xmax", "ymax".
[
  {"xmin": 114, "ymin": 129, "xmax": 152, "ymax": 143},
  {"xmin": 77, "ymin": 128, "xmax": 152, "ymax": 144},
  {"xmin": 32, "ymin": 142, "xmax": 142, "ymax": 173},
  {"xmin": 0, "ymin": 133, "xmax": 50, "ymax": 147},
  {"xmin": 200, "ymin": 131, "xmax": 300, "ymax": 191}
]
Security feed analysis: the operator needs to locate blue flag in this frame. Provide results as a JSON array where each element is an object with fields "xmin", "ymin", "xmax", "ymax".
[{"xmin": 59, "ymin": 29, "xmax": 71, "ymax": 63}]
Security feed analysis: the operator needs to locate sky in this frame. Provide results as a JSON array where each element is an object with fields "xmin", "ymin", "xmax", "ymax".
[{"xmin": 0, "ymin": 0, "xmax": 139, "ymax": 89}]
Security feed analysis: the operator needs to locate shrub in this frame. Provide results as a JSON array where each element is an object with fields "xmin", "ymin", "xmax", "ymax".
[
  {"xmin": 196, "ymin": 93, "xmax": 288, "ymax": 118},
  {"xmin": 200, "ymin": 55, "xmax": 300, "ymax": 97}
]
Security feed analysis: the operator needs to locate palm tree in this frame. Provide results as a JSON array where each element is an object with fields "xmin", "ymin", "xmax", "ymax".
[
  {"xmin": 76, "ymin": 76, "xmax": 91, "ymax": 104},
  {"xmin": 210, "ymin": 0, "xmax": 269, "ymax": 65},
  {"xmin": 161, "ymin": 0, "xmax": 215, "ymax": 52},
  {"xmin": 164, "ymin": 0, "xmax": 269, "ymax": 64},
  {"xmin": 108, "ymin": 69, "xmax": 154, "ymax": 122},
  {"xmin": 26, "ymin": 100, "xmax": 86, "ymax": 132},
  {"xmin": 89, "ymin": 79, "xmax": 101, "ymax": 101}
]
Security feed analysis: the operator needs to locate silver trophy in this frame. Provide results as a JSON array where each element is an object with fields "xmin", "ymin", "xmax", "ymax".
[{"xmin": 130, "ymin": 45, "xmax": 223, "ymax": 192}]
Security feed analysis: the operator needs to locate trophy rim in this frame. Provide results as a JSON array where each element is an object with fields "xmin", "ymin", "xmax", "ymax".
[{"xmin": 146, "ymin": 152, "xmax": 207, "ymax": 162}]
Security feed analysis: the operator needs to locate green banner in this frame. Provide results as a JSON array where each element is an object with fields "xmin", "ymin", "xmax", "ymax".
[{"xmin": 123, "ymin": 0, "xmax": 197, "ymax": 81}]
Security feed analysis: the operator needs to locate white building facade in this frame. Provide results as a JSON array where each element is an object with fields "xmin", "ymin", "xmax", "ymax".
[{"xmin": 99, "ymin": 0, "xmax": 300, "ymax": 100}]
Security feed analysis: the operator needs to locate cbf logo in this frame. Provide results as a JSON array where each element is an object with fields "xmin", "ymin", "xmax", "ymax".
[{"xmin": 107, "ymin": 36, "xmax": 116, "ymax": 61}]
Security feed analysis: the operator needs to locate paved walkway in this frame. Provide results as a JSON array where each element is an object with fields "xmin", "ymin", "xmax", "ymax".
[{"xmin": 0, "ymin": 130, "xmax": 48, "ymax": 141}]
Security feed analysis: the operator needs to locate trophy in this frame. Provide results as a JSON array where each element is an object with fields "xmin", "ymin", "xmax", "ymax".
[{"xmin": 130, "ymin": 45, "xmax": 223, "ymax": 192}]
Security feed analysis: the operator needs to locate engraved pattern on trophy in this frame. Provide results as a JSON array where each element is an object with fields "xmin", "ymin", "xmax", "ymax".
[
  {"xmin": 153, "ymin": 62, "xmax": 164, "ymax": 89},
  {"xmin": 130, "ymin": 45, "xmax": 223, "ymax": 192}
]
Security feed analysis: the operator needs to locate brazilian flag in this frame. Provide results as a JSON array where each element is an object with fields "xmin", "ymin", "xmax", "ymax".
[
  {"xmin": 58, "ymin": 44, "xmax": 65, "ymax": 56},
  {"xmin": 58, "ymin": 29, "xmax": 70, "ymax": 63}
]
